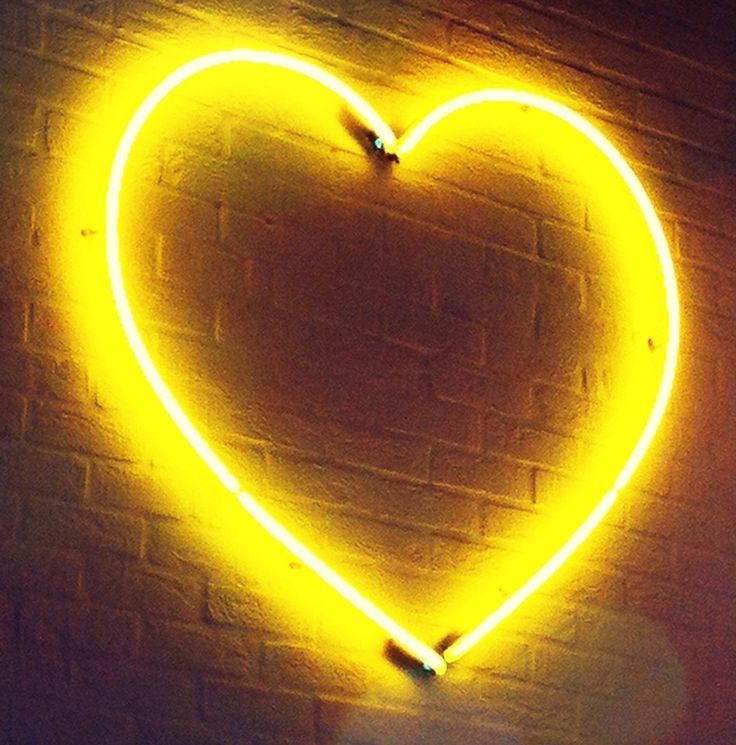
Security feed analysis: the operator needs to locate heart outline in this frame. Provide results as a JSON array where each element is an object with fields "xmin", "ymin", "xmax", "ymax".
[{"xmin": 105, "ymin": 49, "xmax": 679, "ymax": 675}]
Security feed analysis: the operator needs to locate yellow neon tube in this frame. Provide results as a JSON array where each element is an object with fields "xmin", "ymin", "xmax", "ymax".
[
  {"xmin": 395, "ymin": 91, "xmax": 679, "ymax": 664},
  {"xmin": 106, "ymin": 51, "xmax": 678, "ymax": 675},
  {"xmin": 106, "ymin": 49, "xmax": 443, "ymax": 675}
]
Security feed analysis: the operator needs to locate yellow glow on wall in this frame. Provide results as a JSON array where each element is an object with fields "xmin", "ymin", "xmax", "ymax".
[{"xmin": 105, "ymin": 49, "xmax": 679, "ymax": 673}]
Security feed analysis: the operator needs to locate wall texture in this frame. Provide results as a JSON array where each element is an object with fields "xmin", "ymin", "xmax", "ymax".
[{"xmin": 0, "ymin": 1, "xmax": 734, "ymax": 744}]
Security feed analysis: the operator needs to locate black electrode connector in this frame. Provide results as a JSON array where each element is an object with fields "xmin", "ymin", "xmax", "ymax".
[{"xmin": 367, "ymin": 131, "xmax": 400, "ymax": 163}]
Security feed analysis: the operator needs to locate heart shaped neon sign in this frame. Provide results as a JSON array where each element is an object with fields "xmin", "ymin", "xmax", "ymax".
[{"xmin": 106, "ymin": 49, "xmax": 680, "ymax": 676}]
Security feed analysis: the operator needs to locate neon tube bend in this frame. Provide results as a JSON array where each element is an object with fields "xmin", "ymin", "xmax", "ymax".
[
  {"xmin": 105, "ymin": 50, "xmax": 444, "ymax": 676},
  {"xmin": 395, "ymin": 91, "xmax": 679, "ymax": 664}
]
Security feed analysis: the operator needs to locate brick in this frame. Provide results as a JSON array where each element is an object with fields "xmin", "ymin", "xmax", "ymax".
[
  {"xmin": 282, "ymin": 7, "xmax": 425, "ymax": 89},
  {"xmin": 562, "ymin": 564, "xmax": 626, "ymax": 607},
  {"xmin": 445, "ymin": 314, "xmax": 485, "ymax": 364},
  {"xmin": 531, "ymin": 382, "xmax": 590, "ymax": 437},
  {"xmin": 0, "ymin": 390, "xmax": 24, "ymax": 437},
  {"xmin": 0, "ymin": 176, "xmax": 40, "ymax": 249},
  {"xmin": 719, "ymin": 272, "xmax": 736, "ymax": 319},
  {"xmin": 148, "ymin": 517, "xmax": 276, "ymax": 579},
  {"xmin": 68, "ymin": 605, "xmax": 139, "ymax": 660},
  {"xmin": 0, "ymin": 92, "xmax": 38, "ymax": 151},
  {"xmin": 219, "ymin": 206, "xmax": 275, "ymax": 261},
  {"xmin": 0, "ymin": 346, "xmax": 30, "ymax": 393},
  {"xmin": 25, "ymin": 399, "xmax": 137, "ymax": 460},
  {"xmin": 0, "ymin": 644, "xmax": 14, "ymax": 690},
  {"xmin": 135, "ymin": 279, "xmax": 216, "ymax": 338},
  {"xmin": 341, "ymin": 1, "xmax": 449, "ymax": 49},
  {"xmin": 140, "ymin": 620, "xmax": 258, "ymax": 676},
  {"xmin": 433, "ymin": 151, "xmax": 585, "ymax": 226},
  {"xmin": 680, "ymin": 223, "xmax": 736, "ymax": 271},
  {"xmin": 675, "ymin": 141, "xmax": 736, "ymax": 200},
  {"xmin": 206, "ymin": 580, "xmax": 317, "ymax": 640},
  {"xmin": 538, "ymin": 221, "xmax": 614, "ymax": 275},
  {"xmin": 136, "ymin": 719, "xmax": 227, "ymax": 745},
  {"xmin": 0, "ymin": 49, "xmax": 105, "ymax": 115},
  {"xmin": 0, "ymin": 543, "xmax": 82, "ymax": 598},
  {"xmin": 17, "ymin": 633, "xmax": 69, "ymax": 696},
  {"xmin": 202, "ymin": 681, "xmax": 313, "ymax": 738},
  {"xmin": 0, "ymin": 440, "xmax": 87, "ymax": 501},
  {"xmin": 0, "ymin": 594, "xmax": 13, "ymax": 651},
  {"xmin": 626, "ymin": 492, "xmax": 678, "ymax": 540},
  {"xmin": 429, "ymin": 531, "xmax": 504, "ymax": 578},
  {"xmin": 261, "ymin": 641, "xmax": 368, "ymax": 697},
  {"xmin": 267, "ymin": 451, "xmax": 479, "ymax": 535},
  {"xmin": 576, "ymin": 603, "xmax": 676, "ymax": 666},
  {"xmin": 135, "ymin": 182, "xmax": 218, "ymax": 246},
  {"xmin": 157, "ymin": 234, "xmax": 243, "ymax": 295},
  {"xmin": 448, "ymin": 21, "xmax": 637, "ymax": 122},
  {"xmin": 384, "ymin": 298, "xmax": 452, "ymax": 352},
  {"xmin": 279, "ymin": 192, "xmax": 385, "ymax": 286},
  {"xmin": 435, "ymin": 236, "xmax": 489, "ymax": 322},
  {"xmin": 484, "ymin": 251, "xmax": 537, "ymax": 372},
  {"xmin": 675, "ymin": 546, "xmax": 736, "ymax": 597},
  {"xmin": 638, "ymin": 92, "xmax": 736, "ymax": 157},
  {"xmin": 422, "ymin": 718, "xmax": 522, "ymax": 745},
  {"xmin": 484, "ymin": 411, "xmax": 580, "ymax": 470},
  {"xmin": 671, "ymin": 500, "xmax": 736, "ymax": 557},
  {"xmin": 113, "ymin": 0, "xmax": 204, "ymax": 40},
  {"xmin": 44, "ymin": 110, "xmax": 83, "ymax": 160},
  {"xmin": 588, "ymin": 522, "xmax": 673, "ymax": 578},
  {"xmin": 579, "ymin": 688, "xmax": 685, "ymax": 742},
  {"xmin": 0, "ymin": 296, "xmax": 26, "ymax": 342},
  {"xmin": 160, "ymin": 141, "xmax": 231, "ymax": 206},
  {"xmin": 85, "ymin": 556, "xmax": 204, "ymax": 622},
  {"xmin": 534, "ymin": 275, "xmax": 592, "ymax": 374},
  {"xmin": 467, "ymin": 675, "xmax": 579, "ymax": 733},
  {"xmin": 430, "ymin": 444, "xmax": 531, "ymax": 500},
  {"xmin": 29, "ymin": 353, "xmax": 88, "ymax": 403},
  {"xmin": 0, "ymin": 2, "xmax": 41, "ymax": 50},
  {"xmin": 272, "ymin": 265, "xmax": 383, "ymax": 333},
  {"xmin": 379, "ymin": 377, "xmax": 483, "ymax": 447},
  {"xmin": 324, "ymin": 425, "xmax": 431, "ymax": 480},
  {"xmin": 20, "ymin": 598, "xmax": 138, "ymax": 661},
  {"xmin": 22, "ymin": 497, "xmax": 144, "ymax": 558},
  {"xmin": 0, "ymin": 492, "xmax": 16, "ymax": 540},
  {"xmin": 0, "ymin": 697, "xmax": 7, "ymax": 739},
  {"xmin": 482, "ymin": 501, "xmax": 556, "ymax": 555},
  {"xmin": 44, "ymin": 19, "xmax": 143, "ymax": 77},
  {"xmin": 74, "ymin": 659, "xmax": 198, "ymax": 719},
  {"xmin": 317, "ymin": 699, "xmax": 421, "ymax": 745},
  {"xmin": 382, "ymin": 214, "xmax": 436, "ymax": 305},
  {"xmin": 311, "ymin": 508, "xmax": 432, "ymax": 569},
  {"xmin": 18, "ymin": 599, "xmax": 69, "ymax": 664},
  {"xmin": 391, "ymin": 167, "xmax": 538, "ymax": 253},
  {"xmin": 90, "ymin": 461, "xmax": 188, "ymax": 518},
  {"xmin": 537, "ymin": 641, "xmax": 625, "ymax": 696},
  {"xmin": 11, "ymin": 696, "xmax": 137, "ymax": 745},
  {"xmin": 47, "ymin": 0, "xmax": 113, "ymax": 24},
  {"xmin": 659, "ymin": 179, "xmax": 736, "ymax": 237},
  {"xmin": 430, "ymin": 355, "xmax": 489, "ymax": 408},
  {"xmin": 28, "ymin": 302, "xmax": 76, "ymax": 354},
  {"xmin": 537, "ymin": 0, "xmax": 734, "ymax": 76},
  {"xmin": 216, "ymin": 299, "xmax": 316, "ymax": 368}
]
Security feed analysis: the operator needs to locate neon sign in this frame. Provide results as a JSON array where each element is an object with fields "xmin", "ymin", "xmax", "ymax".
[{"xmin": 106, "ymin": 50, "xmax": 679, "ymax": 675}]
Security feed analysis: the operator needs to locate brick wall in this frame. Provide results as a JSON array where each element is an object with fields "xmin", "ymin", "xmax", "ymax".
[{"xmin": 0, "ymin": 1, "xmax": 734, "ymax": 743}]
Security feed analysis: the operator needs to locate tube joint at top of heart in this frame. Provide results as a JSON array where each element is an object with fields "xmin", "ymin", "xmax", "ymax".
[{"xmin": 367, "ymin": 130, "xmax": 400, "ymax": 163}]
